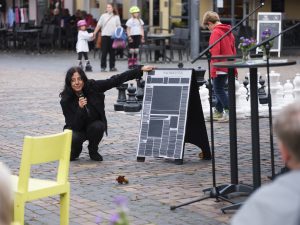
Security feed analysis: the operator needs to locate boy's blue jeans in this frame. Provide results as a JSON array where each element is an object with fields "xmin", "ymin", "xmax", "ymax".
[{"xmin": 213, "ymin": 74, "xmax": 229, "ymax": 113}]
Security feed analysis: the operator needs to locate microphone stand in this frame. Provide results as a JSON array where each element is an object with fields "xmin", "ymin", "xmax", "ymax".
[
  {"xmin": 249, "ymin": 21, "xmax": 300, "ymax": 179},
  {"xmin": 170, "ymin": 1, "xmax": 265, "ymax": 211}
]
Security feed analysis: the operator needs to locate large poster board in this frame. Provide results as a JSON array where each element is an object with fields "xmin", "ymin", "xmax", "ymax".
[
  {"xmin": 136, "ymin": 69, "xmax": 193, "ymax": 161},
  {"xmin": 256, "ymin": 12, "xmax": 282, "ymax": 57}
]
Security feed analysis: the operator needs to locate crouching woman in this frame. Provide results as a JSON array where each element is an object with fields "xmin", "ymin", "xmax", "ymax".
[{"xmin": 60, "ymin": 65, "xmax": 154, "ymax": 161}]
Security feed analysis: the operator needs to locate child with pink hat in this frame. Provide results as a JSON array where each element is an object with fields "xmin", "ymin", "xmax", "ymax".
[{"xmin": 76, "ymin": 19, "xmax": 94, "ymax": 71}]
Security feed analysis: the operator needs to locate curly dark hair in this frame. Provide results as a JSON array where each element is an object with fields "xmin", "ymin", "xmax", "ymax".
[{"xmin": 59, "ymin": 67, "xmax": 88, "ymax": 100}]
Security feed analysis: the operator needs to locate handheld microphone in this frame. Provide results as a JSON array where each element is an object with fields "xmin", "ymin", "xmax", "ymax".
[{"xmin": 78, "ymin": 92, "xmax": 90, "ymax": 116}]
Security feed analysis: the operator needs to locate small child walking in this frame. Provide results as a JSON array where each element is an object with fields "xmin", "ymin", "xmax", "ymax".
[
  {"xmin": 126, "ymin": 6, "xmax": 144, "ymax": 69},
  {"xmin": 76, "ymin": 19, "xmax": 94, "ymax": 71}
]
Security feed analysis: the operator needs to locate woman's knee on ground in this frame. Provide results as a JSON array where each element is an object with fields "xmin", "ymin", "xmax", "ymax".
[
  {"xmin": 86, "ymin": 121, "xmax": 105, "ymax": 147},
  {"xmin": 86, "ymin": 120, "xmax": 105, "ymax": 135},
  {"xmin": 71, "ymin": 131, "xmax": 86, "ymax": 157}
]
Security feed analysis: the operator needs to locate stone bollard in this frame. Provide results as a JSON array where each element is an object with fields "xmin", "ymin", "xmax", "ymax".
[
  {"xmin": 235, "ymin": 79, "xmax": 245, "ymax": 119},
  {"xmin": 135, "ymin": 78, "xmax": 145, "ymax": 108},
  {"xmin": 194, "ymin": 67, "xmax": 206, "ymax": 87},
  {"xmin": 114, "ymin": 83, "xmax": 128, "ymax": 111},
  {"xmin": 258, "ymin": 76, "xmax": 268, "ymax": 105},
  {"xmin": 240, "ymin": 81, "xmax": 251, "ymax": 117},
  {"xmin": 243, "ymin": 76, "xmax": 249, "ymax": 101},
  {"xmin": 293, "ymin": 73, "xmax": 300, "ymax": 100},
  {"xmin": 258, "ymin": 76, "xmax": 268, "ymax": 117},
  {"xmin": 124, "ymin": 83, "xmax": 141, "ymax": 112},
  {"xmin": 205, "ymin": 80, "xmax": 217, "ymax": 107},
  {"xmin": 199, "ymin": 85, "xmax": 210, "ymax": 119},
  {"xmin": 266, "ymin": 71, "xmax": 282, "ymax": 112},
  {"xmin": 283, "ymin": 80, "xmax": 295, "ymax": 106}
]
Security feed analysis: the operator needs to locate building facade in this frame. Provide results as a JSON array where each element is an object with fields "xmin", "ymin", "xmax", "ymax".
[
  {"xmin": 2, "ymin": 0, "xmax": 299, "ymax": 48},
  {"xmin": 3, "ymin": 0, "xmax": 299, "ymax": 27}
]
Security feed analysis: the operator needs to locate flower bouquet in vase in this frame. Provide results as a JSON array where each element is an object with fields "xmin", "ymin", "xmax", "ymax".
[
  {"xmin": 238, "ymin": 37, "xmax": 256, "ymax": 62},
  {"xmin": 261, "ymin": 28, "xmax": 273, "ymax": 60}
]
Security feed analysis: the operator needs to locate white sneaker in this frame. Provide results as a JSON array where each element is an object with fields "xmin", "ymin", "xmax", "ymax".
[{"xmin": 221, "ymin": 109, "xmax": 229, "ymax": 122}]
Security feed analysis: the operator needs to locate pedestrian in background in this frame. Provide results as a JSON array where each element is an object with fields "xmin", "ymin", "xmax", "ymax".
[
  {"xmin": 93, "ymin": 3, "xmax": 121, "ymax": 72},
  {"xmin": 126, "ymin": 6, "xmax": 145, "ymax": 69},
  {"xmin": 76, "ymin": 19, "xmax": 94, "ymax": 72},
  {"xmin": 202, "ymin": 11, "xmax": 237, "ymax": 122},
  {"xmin": 231, "ymin": 102, "xmax": 300, "ymax": 225}
]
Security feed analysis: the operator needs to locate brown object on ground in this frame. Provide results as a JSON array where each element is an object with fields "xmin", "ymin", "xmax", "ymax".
[{"xmin": 116, "ymin": 175, "xmax": 129, "ymax": 184}]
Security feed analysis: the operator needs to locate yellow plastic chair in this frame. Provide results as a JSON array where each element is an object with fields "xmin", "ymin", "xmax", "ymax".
[{"xmin": 11, "ymin": 130, "xmax": 72, "ymax": 225}]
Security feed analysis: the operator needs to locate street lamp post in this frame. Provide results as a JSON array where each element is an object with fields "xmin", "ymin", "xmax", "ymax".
[{"xmin": 190, "ymin": 0, "xmax": 200, "ymax": 59}]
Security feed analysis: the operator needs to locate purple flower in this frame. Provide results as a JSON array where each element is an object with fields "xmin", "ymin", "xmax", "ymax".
[
  {"xmin": 114, "ymin": 196, "xmax": 128, "ymax": 207},
  {"xmin": 95, "ymin": 216, "xmax": 102, "ymax": 225},
  {"xmin": 264, "ymin": 28, "xmax": 271, "ymax": 36},
  {"xmin": 109, "ymin": 213, "xmax": 120, "ymax": 225},
  {"xmin": 262, "ymin": 34, "xmax": 268, "ymax": 40},
  {"xmin": 262, "ymin": 28, "xmax": 271, "ymax": 40}
]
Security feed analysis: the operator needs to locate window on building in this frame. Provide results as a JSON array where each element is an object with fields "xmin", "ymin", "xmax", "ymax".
[
  {"xmin": 214, "ymin": 0, "xmax": 243, "ymax": 25},
  {"xmin": 37, "ymin": 0, "xmax": 48, "ymax": 25},
  {"xmin": 169, "ymin": 0, "xmax": 189, "ymax": 28},
  {"xmin": 153, "ymin": 0, "xmax": 160, "ymax": 26},
  {"xmin": 141, "ymin": 1, "xmax": 150, "ymax": 26}
]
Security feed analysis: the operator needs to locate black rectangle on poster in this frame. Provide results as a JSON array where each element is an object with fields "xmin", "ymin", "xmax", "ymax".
[
  {"xmin": 148, "ymin": 120, "xmax": 163, "ymax": 138},
  {"xmin": 170, "ymin": 116, "xmax": 178, "ymax": 128},
  {"xmin": 150, "ymin": 86, "xmax": 182, "ymax": 115}
]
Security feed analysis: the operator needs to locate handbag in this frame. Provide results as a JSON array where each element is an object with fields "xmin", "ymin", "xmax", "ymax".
[
  {"xmin": 111, "ymin": 26, "xmax": 127, "ymax": 49},
  {"xmin": 95, "ymin": 15, "xmax": 113, "ymax": 49},
  {"xmin": 95, "ymin": 30, "xmax": 102, "ymax": 48},
  {"xmin": 111, "ymin": 27, "xmax": 127, "ymax": 41},
  {"xmin": 112, "ymin": 39, "xmax": 126, "ymax": 49}
]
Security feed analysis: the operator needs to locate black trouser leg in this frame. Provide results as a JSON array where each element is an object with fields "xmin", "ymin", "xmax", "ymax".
[
  {"xmin": 86, "ymin": 120, "xmax": 105, "ymax": 156},
  {"xmin": 71, "ymin": 130, "xmax": 86, "ymax": 160},
  {"xmin": 83, "ymin": 52, "xmax": 88, "ymax": 60},
  {"xmin": 78, "ymin": 52, "xmax": 83, "ymax": 60},
  {"xmin": 108, "ymin": 38, "xmax": 115, "ymax": 69},
  {"xmin": 101, "ymin": 36, "xmax": 110, "ymax": 69}
]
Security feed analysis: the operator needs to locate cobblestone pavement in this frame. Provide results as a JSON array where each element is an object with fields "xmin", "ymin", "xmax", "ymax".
[{"xmin": 0, "ymin": 51, "xmax": 299, "ymax": 225}]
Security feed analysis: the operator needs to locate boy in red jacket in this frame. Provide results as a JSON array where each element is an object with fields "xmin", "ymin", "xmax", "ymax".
[{"xmin": 203, "ymin": 11, "xmax": 237, "ymax": 122}]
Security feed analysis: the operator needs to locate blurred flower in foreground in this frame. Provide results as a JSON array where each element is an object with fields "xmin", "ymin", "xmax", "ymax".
[
  {"xmin": 114, "ymin": 196, "xmax": 128, "ymax": 207},
  {"xmin": 97, "ymin": 196, "xmax": 131, "ymax": 225},
  {"xmin": 96, "ymin": 216, "xmax": 102, "ymax": 225},
  {"xmin": 109, "ymin": 213, "xmax": 120, "ymax": 225}
]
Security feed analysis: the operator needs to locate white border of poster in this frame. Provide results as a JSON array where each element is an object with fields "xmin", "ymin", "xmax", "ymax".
[{"xmin": 256, "ymin": 12, "xmax": 282, "ymax": 57}]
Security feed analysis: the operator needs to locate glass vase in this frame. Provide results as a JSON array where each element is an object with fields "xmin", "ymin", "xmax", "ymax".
[{"xmin": 242, "ymin": 50, "xmax": 250, "ymax": 62}]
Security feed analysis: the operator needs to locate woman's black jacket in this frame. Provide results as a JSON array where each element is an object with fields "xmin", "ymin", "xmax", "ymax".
[{"xmin": 60, "ymin": 66, "xmax": 143, "ymax": 133}]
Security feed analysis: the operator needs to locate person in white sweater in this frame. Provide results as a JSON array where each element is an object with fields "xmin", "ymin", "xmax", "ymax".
[
  {"xmin": 231, "ymin": 102, "xmax": 300, "ymax": 225},
  {"xmin": 93, "ymin": 3, "xmax": 121, "ymax": 72},
  {"xmin": 76, "ymin": 19, "xmax": 94, "ymax": 72}
]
